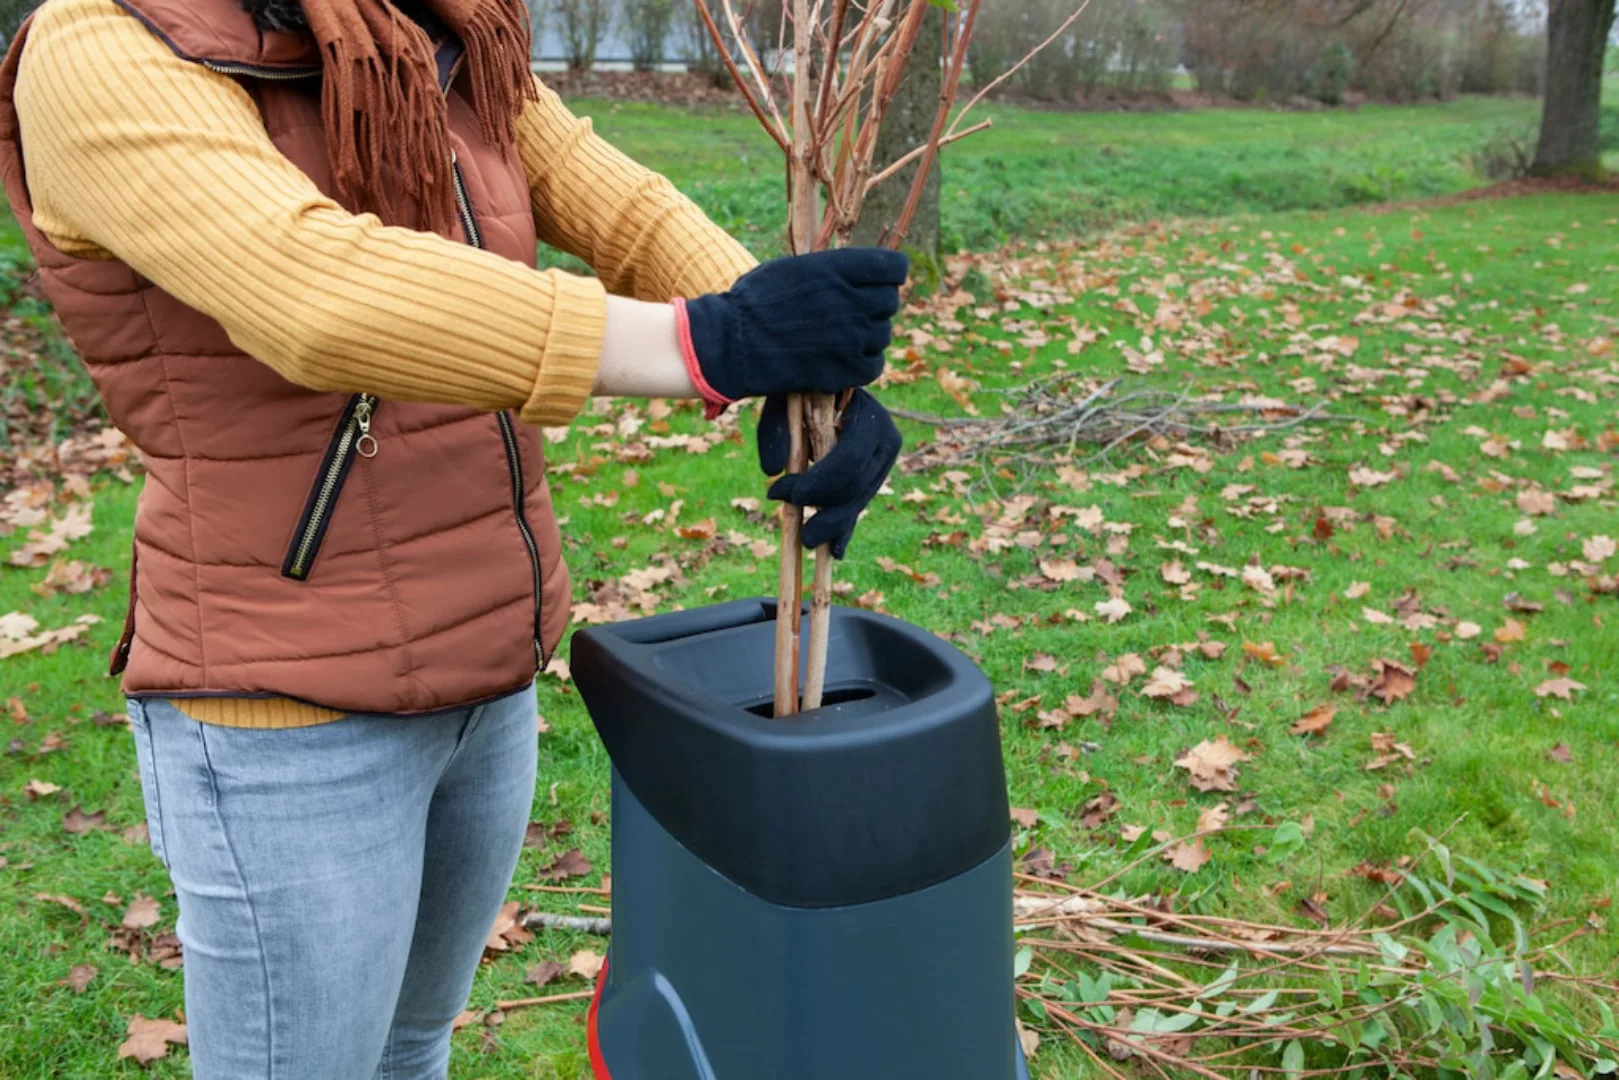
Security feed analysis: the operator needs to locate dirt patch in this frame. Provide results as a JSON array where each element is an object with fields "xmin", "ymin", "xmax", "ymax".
[
  {"xmin": 1353, "ymin": 174, "xmax": 1619, "ymax": 217},
  {"xmin": 539, "ymin": 70, "xmax": 745, "ymax": 110}
]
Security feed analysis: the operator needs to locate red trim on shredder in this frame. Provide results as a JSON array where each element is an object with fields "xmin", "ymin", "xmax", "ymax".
[{"xmin": 587, "ymin": 956, "xmax": 611, "ymax": 1078}]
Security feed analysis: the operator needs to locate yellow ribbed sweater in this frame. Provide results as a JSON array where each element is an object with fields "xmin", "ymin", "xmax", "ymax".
[{"xmin": 14, "ymin": 0, "xmax": 758, "ymax": 730}]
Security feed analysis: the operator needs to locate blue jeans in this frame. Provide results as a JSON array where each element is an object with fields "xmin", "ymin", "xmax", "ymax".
[{"xmin": 126, "ymin": 685, "xmax": 540, "ymax": 1080}]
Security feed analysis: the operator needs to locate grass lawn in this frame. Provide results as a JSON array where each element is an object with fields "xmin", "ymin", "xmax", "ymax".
[
  {"xmin": 565, "ymin": 93, "xmax": 1549, "ymax": 255},
  {"xmin": 2, "ymin": 93, "xmax": 1618, "ymax": 1077}
]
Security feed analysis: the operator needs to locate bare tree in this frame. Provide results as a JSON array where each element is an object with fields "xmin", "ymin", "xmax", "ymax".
[
  {"xmin": 555, "ymin": 0, "xmax": 613, "ymax": 71},
  {"xmin": 1531, "ymin": 0, "xmax": 1616, "ymax": 176},
  {"xmin": 625, "ymin": 0, "xmax": 675, "ymax": 71}
]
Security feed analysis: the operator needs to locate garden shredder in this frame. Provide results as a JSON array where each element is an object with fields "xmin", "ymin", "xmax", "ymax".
[{"xmin": 571, "ymin": 598, "xmax": 1029, "ymax": 1079}]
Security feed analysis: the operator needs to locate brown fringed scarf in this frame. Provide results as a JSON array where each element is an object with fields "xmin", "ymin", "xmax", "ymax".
[{"xmin": 298, "ymin": 0, "xmax": 538, "ymax": 235}]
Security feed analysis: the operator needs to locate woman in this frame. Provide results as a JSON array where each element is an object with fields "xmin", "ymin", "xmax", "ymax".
[{"xmin": 0, "ymin": 0, "xmax": 903, "ymax": 1075}]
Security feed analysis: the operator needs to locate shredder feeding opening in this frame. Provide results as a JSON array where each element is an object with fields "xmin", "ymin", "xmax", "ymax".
[{"xmin": 571, "ymin": 599, "xmax": 1012, "ymax": 907}]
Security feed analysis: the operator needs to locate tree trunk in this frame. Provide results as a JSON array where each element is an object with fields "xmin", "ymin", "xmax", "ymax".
[
  {"xmin": 1531, "ymin": 0, "xmax": 1616, "ymax": 178},
  {"xmin": 852, "ymin": 8, "xmax": 943, "ymax": 260}
]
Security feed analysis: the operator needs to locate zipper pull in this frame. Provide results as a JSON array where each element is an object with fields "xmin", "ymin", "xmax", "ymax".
[{"xmin": 355, "ymin": 396, "xmax": 379, "ymax": 458}]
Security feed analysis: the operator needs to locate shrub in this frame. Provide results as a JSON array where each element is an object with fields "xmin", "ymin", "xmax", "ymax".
[
  {"xmin": 1308, "ymin": 38, "xmax": 1354, "ymax": 105},
  {"xmin": 553, "ymin": 0, "xmax": 611, "ymax": 72},
  {"xmin": 624, "ymin": 0, "xmax": 675, "ymax": 73}
]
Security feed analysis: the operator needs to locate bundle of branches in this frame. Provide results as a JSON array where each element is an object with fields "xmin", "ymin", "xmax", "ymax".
[
  {"xmin": 1010, "ymin": 829, "xmax": 1619, "ymax": 1078},
  {"xmin": 694, "ymin": 0, "xmax": 1092, "ymax": 715},
  {"xmin": 897, "ymin": 374, "xmax": 1344, "ymax": 488}
]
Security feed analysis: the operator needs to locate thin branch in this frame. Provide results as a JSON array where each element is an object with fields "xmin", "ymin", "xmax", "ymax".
[
  {"xmin": 947, "ymin": 0, "xmax": 1093, "ymax": 140},
  {"xmin": 693, "ymin": 0, "xmax": 789, "ymax": 150}
]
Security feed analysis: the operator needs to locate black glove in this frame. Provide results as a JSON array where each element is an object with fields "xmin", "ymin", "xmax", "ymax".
[
  {"xmin": 685, "ymin": 249, "xmax": 909, "ymax": 402},
  {"xmin": 756, "ymin": 389, "xmax": 902, "ymax": 559}
]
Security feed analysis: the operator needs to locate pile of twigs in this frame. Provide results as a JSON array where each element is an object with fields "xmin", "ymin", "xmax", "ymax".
[
  {"xmin": 1010, "ymin": 830, "xmax": 1619, "ymax": 1078},
  {"xmin": 897, "ymin": 375, "xmax": 1344, "ymax": 485}
]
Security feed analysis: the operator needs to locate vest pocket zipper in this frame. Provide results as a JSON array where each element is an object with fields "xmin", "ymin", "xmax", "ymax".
[
  {"xmin": 496, "ymin": 411, "xmax": 546, "ymax": 664},
  {"xmin": 282, "ymin": 394, "xmax": 378, "ymax": 581}
]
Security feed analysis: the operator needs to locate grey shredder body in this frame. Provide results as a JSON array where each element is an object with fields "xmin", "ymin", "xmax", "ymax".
[{"xmin": 571, "ymin": 599, "xmax": 1028, "ymax": 1079}]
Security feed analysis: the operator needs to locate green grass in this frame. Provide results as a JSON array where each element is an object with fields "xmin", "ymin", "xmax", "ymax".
[
  {"xmin": 4, "ymin": 96, "xmax": 1619, "ymax": 1077},
  {"xmin": 567, "ymin": 94, "xmax": 1543, "ymax": 254}
]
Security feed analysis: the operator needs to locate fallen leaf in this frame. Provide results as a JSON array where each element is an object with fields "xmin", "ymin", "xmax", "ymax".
[
  {"xmin": 23, "ymin": 778, "xmax": 60, "ymax": 800},
  {"xmin": 1010, "ymin": 807, "xmax": 1040, "ymax": 829},
  {"xmin": 117, "ymin": 1014, "xmax": 187, "ymax": 1064},
  {"xmin": 1495, "ymin": 618, "xmax": 1526, "ymax": 644},
  {"xmin": 1078, "ymin": 792, "xmax": 1119, "ymax": 828},
  {"xmin": 1159, "ymin": 560, "xmax": 1190, "ymax": 585},
  {"xmin": 1101, "ymin": 653, "xmax": 1147, "ymax": 685},
  {"xmin": 1344, "ymin": 581, "xmax": 1371, "ymax": 599},
  {"xmin": 1141, "ymin": 667, "xmax": 1193, "ymax": 700},
  {"xmin": 1547, "ymin": 743, "xmax": 1574, "ymax": 764},
  {"xmin": 1291, "ymin": 704, "xmax": 1336, "ymax": 736},
  {"xmin": 568, "ymin": 949, "xmax": 605, "ymax": 980},
  {"xmin": 1455, "ymin": 621, "xmax": 1482, "ymax": 640},
  {"xmin": 1241, "ymin": 641, "xmax": 1284, "ymax": 667},
  {"xmin": 1361, "ymin": 607, "xmax": 1393, "ymax": 625},
  {"xmin": 1368, "ymin": 659, "xmax": 1417, "ymax": 705},
  {"xmin": 1175, "ymin": 738, "xmax": 1249, "ymax": 793},
  {"xmin": 537, "ymin": 849, "xmax": 593, "ymax": 881},
  {"xmin": 121, "ymin": 893, "xmax": 160, "ymax": 930},
  {"xmin": 65, "ymin": 964, "xmax": 96, "ymax": 993},
  {"xmin": 1094, "ymin": 596, "xmax": 1132, "ymax": 624},
  {"xmin": 1241, "ymin": 565, "xmax": 1276, "ymax": 593},
  {"xmin": 61, "ymin": 806, "xmax": 108, "ymax": 835},
  {"xmin": 1024, "ymin": 653, "xmax": 1059, "ymax": 674},
  {"xmin": 525, "ymin": 959, "xmax": 566, "ymax": 987},
  {"xmin": 1534, "ymin": 677, "xmax": 1586, "ymax": 701},
  {"xmin": 1196, "ymin": 803, "xmax": 1230, "ymax": 833},
  {"xmin": 1167, "ymin": 838, "xmax": 1210, "ymax": 873},
  {"xmin": 1583, "ymin": 535, "xmax": 1616, "ymax": 563}
]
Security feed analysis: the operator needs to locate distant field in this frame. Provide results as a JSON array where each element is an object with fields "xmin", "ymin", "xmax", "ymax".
[{"xmin": 562, "ymin": 93, "xmax": 1548, "ymax": 254}]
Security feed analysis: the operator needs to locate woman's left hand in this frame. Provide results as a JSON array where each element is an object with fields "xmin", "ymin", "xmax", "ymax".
[{"xmin": 755, "ymin": 389, "xmax": 902, "ymax": 559}]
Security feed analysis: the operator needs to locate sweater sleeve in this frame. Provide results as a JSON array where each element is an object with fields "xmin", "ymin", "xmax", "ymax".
[
  {"xmin": 516, "ymin": 76, "xmax": 759, "ymax": 302},
  {"xmin": 13, "ymin": 0, "xmax": 602, "ymax": 427}
]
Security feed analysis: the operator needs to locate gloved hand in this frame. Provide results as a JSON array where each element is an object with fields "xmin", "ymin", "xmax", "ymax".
[
  {"xmin": 681, "ymin": 249, "xmax": 909, "ymax": 405},
  {"xmin": 756, "ymin": 389, "xmax": 902, "ymax": 559}
]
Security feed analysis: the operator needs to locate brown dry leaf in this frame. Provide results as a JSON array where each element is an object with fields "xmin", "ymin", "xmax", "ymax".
[
  {"xmin": 32, "ymin": 559, "xmax": 112, "ymax": 598},
  {"xmin": 525, "ymin": 959, "xmax": 566, "ymax": 988},
  {"xmin": 1175, "ymin": 738, "xmax": 1249, "ymax": 793},
  {"xmin": 538, "ymin": 849, "xmax": 593, "ymax": 882},
  {"xmin": 1009, "ymin": 807, "xmax": 1040, "ymax": 829},
  {"xmin": 1517, "ymin": 489, "xmax": 1558, "ymax": 516},
  {"xmin": 122, "ymin": 893, "xmax": 160, "ymax": 930},
  {"xmin": 1141, "ymin": 667, "xmax": 1192, "ymax": 700},
  {"xmin": 1368, "ymin": 659, "xmax": 1417, "ymax": 705},
  {"xmin": 1348, "ymin": 466, "xmax": 1396, "ymax": 487},
  {"xmin": 1166, "ymin": 838, "xmax": 1211, "ymax": 873},
  {"xmin": 1455, "ymin": 621, "xmax": 1482, "ymax": 640},
  {"xmin": 568, "ymin": 949, "xmax": 605, "ymax": 980},
  {"xmin": 1582, "ymin": 535, "xmax": 1616, "ymax": 563},
  {"xmin": 1039, "ymin": 558, "xmax": 1091, "ymax": 584},
  {"xmin": 1495, "ymin": 618, "xmax": 1527, "ymax": 644},
  {"xmin": 1064, "ymin": 686, "xmax": 1117, "ymax": 722},
  {"xmin": 1101, "ymin": 653, "xmax": 1148, "ymax": 685},
  {"xmin": 1241, "ymin": 641, "xmax": 1284, "ymax": 667},
  {"xmin": 1534, "ymin": 677, "xmax": 1586, "ymax": 701},
  {"xmin": 65, "ymin": 964, "xmax": 97, "ymax": 993},
  {"xmin": 1196, "ymin": 802, "xmax": 1231, "ymax": 833},
  {"xmin": 117, "ymin": 1014, "xmax": 187, "ymax": 1064},
  {"xmin": 1159, "ymin": 560, "xmax": 1191, "ymax": 585},
  {"xmin": 1241, "ymin": 564, "xmax": 1276, "ymax": 593},
  {"xmin": 1078, "ymin": 792, "xmax": 1119, "ymax": 828},
  {"xmin": 61, "ymin": 806, "xmax": 108, "ymax": 835},
  {"xmin": 1291, "ymin": 704, "xmax": 1337, "ymax": 736},
  {"xmin": 1024, "ymin": 653, "xmax": 1059, "ymax": 674},
  {"xmin": 1094, "ymin": 596, "xmax": 1132, "ymax": 624},
  {"xmin": 452, "ymin": 1009, "xmax": 481, "ymax": 1030},
  {"xmin": 23, "ymin": 778, "xmax": 60, "ymax": 800},
  {"xmin": 1362, "ymin": 607, "xmax": 1393, "ymax": 625},
  {"xmin": 1344, "ymin": 581, "xmax": 1372, "ymax": 599},
  {"xmin": 1547, "ymin": 743, "xmax": 1574, "ymax": 764},
  {"xmin": 675, "ymin": 518, "xmax": 716, "ymax": 541},
  {"xmin": 484, "ymin": 901, "xmax": 527, "ymax": 952},
  {"xmin": 7, "ymin": 504, "xmax": 94, "ymax": 568}
]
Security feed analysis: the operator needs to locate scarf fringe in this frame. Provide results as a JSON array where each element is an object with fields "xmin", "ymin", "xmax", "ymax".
[{"xmin": 306, "ymin": 0, "xmax": 534, "ymax": 236}]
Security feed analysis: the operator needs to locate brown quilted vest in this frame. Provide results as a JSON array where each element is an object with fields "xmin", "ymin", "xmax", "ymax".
[{"xmin": 0, "ymin": 0, "xmax": 573, "ymax": 714}]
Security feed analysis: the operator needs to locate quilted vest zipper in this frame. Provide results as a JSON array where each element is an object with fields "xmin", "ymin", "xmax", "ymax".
[
  {"xmin": 450, "ymin": 150, "xmax": 547, "ymax": 665},
  {"xmin": 281, "ymin": 393, "xmax": 378, "ymax": 580}
]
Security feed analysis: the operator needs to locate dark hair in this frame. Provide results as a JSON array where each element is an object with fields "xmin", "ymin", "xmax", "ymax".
[{"xmin": 241, "ymin": 0, "xmax": 309, "ymax": 32}]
